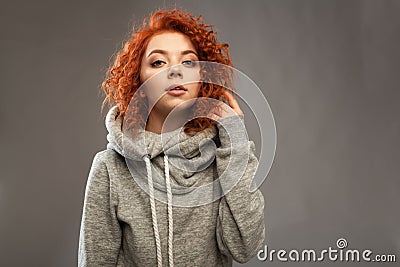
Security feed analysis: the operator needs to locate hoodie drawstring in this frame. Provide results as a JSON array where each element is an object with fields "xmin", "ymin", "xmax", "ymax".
[
  {"xmin": 144, "ymin": 154, "xmax": 174, "ymax": 267},
  {"xmin": 164, "ymin": 154, "xmax": 174, "ymax": 267}
]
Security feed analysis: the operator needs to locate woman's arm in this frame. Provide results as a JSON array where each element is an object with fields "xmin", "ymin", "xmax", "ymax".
[
  {"xmin": 215, "ymin": 115, "xmax": 266, "ymax": 263},
  {"xmin": 78, "ymin": 151, "xmax": 122, "ymax": 266}
]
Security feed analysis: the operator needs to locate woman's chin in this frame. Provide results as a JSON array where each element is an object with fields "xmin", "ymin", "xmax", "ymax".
[{"xmin": 166, "ymin": 99, "xmax": 196, "ymax": 112}]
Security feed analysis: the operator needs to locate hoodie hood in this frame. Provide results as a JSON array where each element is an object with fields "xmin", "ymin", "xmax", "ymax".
[
  {"xmin": 105, "ymin": 105, "xmax": 218, "ymax": 162},
  {"xmin": 105, "ymin": 105, "xmax": 224, "ymax": 206},
  {"xmin": 105, "ymin": 105, "xmax": 220, "ymax": 194}
]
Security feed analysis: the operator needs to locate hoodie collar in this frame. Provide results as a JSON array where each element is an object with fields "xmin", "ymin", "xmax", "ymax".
[
  {"xmin": 105, "ymin": 105, "xmax": 218, "ymax": 161},
  {"xmin": 105, "ymin": 105, "xmax": 219, "ymax": 196}
]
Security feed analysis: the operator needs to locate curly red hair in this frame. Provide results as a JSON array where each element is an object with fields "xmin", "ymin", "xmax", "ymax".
[{"xmin": 101, "ymin": 8, "xmax": 235, "ymax": 135}]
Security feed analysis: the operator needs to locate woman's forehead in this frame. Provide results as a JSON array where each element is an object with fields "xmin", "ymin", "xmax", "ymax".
[{"xmin": 145, "ymin": 31, "xmax": 196, "ymax": 55}]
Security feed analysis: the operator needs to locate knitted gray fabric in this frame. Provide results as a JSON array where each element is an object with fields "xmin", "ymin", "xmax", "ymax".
[{"xmin": 78, "ymin": 105, "xmax": 266, "ymax": 266}]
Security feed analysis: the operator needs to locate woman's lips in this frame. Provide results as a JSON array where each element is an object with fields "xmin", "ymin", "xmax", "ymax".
[
  {"xmin": 165, "ymin": 84, "xmax": 188, "ymax": 96},
  {"xmin": 166, "ymin": 89, "xmax": 187, "ymax": 96}
]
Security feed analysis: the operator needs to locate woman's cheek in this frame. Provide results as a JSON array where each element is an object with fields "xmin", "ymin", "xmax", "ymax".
[{"xmin": 140, "ymin": 68, "xmax": 153, "ymax": 83}]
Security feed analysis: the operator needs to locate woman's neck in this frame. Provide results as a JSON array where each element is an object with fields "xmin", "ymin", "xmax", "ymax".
[{"xmin": 145, "ymin": 109, "xmax": 189, "ymax": 134}]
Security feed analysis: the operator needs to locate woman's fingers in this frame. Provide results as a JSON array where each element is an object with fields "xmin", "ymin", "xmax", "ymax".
[
  {"xmin": 206, "ymin": 90, "xmax": 244, "ymax": 121},
  {"xmin": 224, "ymin": 90, "xmax": 243, "ymax": 115}
]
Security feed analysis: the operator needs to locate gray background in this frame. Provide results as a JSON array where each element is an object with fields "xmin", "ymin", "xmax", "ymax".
[{"xmin": 1, "ymin": 0, "xmax": 399, "ymax": 266}]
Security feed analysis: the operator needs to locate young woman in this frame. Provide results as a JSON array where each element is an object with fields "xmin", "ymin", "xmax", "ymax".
[{"xmin": 78, "ymin": 8, "xmax": 265, "ymax": 267}]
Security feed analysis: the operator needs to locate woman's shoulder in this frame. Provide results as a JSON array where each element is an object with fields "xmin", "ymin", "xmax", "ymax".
[
  {"xmin": 93, "ymin": 148, "xmax": 122, "ymax": 160},
  {"xmin": 89, "ymin": 148, "xmax": 118, "ymax": 161},
  {"xmin": 90, "ymin": 148, "xmax": 127, "ymax": 170},
  {"xmin": 89, "ymin": 149, "xmax": 132, "ymax": 183}
]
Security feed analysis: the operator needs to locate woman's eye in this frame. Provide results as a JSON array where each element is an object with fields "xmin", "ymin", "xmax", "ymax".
[
  {"xmin": 150, "ymin": 60, "xmax": 165, "ymax": 67},
  {"xmin": 182, "ymin": 60, "xmax": 197, "ymax": 67}
]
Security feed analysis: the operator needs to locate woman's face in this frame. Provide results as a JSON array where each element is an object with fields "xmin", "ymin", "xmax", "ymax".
[{"xmin": 139, "ymin": 31, "xmax": 201, "ymax": 116}]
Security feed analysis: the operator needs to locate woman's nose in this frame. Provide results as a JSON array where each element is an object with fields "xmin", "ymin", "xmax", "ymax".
[{"xmin": 167, "ymin": 64, "xmax": 183, "ymax": 79}]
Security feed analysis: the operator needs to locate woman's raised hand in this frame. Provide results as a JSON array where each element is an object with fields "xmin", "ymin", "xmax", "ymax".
[{"xmin": 208, "ymin": 90, "xmax": 243, "ymax": 121}]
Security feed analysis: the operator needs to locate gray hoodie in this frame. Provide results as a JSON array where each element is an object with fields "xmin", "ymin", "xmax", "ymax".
[{"xmin": 78, "ymin": 105, "xmax": 265, "ymax": 267}]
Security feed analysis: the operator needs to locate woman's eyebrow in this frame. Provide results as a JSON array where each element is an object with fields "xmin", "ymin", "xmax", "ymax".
[{"xmin": 147, "ymin": 49, "xmax": 198, "ymax": 58}]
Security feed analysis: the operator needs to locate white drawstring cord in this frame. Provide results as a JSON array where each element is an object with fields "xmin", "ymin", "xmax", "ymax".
[
  {"xmin": 164, "ymin": 154, "xmax": 174, "ymax": 267},
  {"xmin": 144, "ymin": 155, "xmax": 163, "ymax": 267},
  {"xmin": 144, "ymin": 154, "xmax": 174, "ymax": 267}
]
